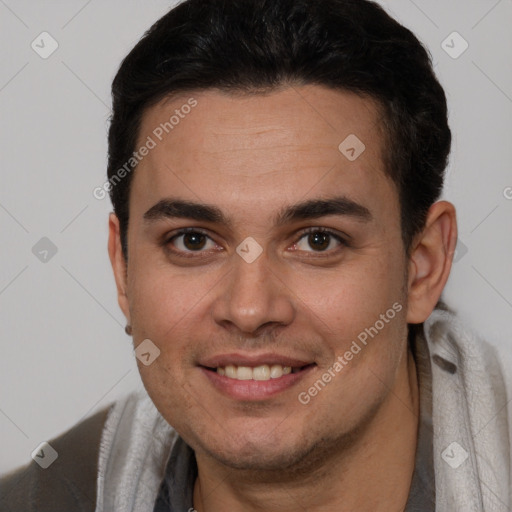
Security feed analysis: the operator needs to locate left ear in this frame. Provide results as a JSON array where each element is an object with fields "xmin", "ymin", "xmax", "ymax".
[{"xmin": 406, "ymin": 200, "xmax": 458, "ymax": 324}]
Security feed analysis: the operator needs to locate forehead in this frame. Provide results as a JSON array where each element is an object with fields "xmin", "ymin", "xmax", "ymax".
[
  {"xmin": 138, "ymin": 85, "xmax": 384, "ymax": 159},
  {"xmin": 130, "ymin": 86, "xmax": 395, "ymax": 228}
]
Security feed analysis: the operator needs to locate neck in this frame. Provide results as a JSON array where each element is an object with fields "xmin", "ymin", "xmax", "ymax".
[{"xmin": 193, "ymin": 347, "xmax": 419, "ymax": 512}]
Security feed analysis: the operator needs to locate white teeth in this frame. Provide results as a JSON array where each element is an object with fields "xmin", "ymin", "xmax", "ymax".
[
  {"xmin": 275, "ymin": 365, "xmax": 292, "ymax": 377},
  {"xmin": 270, "ymin": 364, "xmax": 283, "ymax": 378},
  {"xmin": 216, "ymin": 364, "xmax": 294, "ymax": 381},
  {"xmin": 236, "ymin": 366, "xmax": 253, "ymax": 380},
  {"xmin": 225, "ymin": 365, "xmax": 237, "ymax": 378},
  {"xmin": 253, "ymin": 365, "xmax": 270, "ymax": 380}
]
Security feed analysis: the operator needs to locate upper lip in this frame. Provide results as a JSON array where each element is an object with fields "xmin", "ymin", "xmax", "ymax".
[{"xmin": 199, "ymin": 353, "xmax": 314, "ymax": 368}]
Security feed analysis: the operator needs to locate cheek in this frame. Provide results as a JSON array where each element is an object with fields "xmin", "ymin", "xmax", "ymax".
[
  {"xmin": 126, "ymin": 262, "xmax": 205, "ymax": 385},
  {"xmin": 288, "ymin": 252, "xmax": 408, "ymax": 400},
  {"xmin": 289, "ymin": 253, "xmax": 405, "ymax": 332},
  {"xmin": 128, "ymin": 251, "xmax": 212, "ymax": 329},
  {"xmin": 128, "ymin": 269, "xmax": 202, "ymax": 424}
]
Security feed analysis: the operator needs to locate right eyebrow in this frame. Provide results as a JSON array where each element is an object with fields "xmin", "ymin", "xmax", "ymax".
[{"xmin": 143, "ymin": 199, "xmax": 228, "ymax": 225}]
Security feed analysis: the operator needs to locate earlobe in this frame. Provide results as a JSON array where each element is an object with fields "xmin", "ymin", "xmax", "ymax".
[
  {"xmin": 107, "ymin": 212, "xmax": 131, "ymax": 323},
  {"xmin": 406, "ymin": 201, "xmax": 457, "ymax": 324}
]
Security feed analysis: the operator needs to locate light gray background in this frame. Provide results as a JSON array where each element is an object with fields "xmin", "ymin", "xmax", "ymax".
[{"xmin": 1, "ymin": 0, "xmax": 511, "ymax": 472}]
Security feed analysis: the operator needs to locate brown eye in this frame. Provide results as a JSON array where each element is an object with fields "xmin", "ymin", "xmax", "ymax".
[
  {"xmin": 182, "ymin": 232, "xmax": 207, "ymax": 250},
  {"xmin": 166, "ymin": 229, "xmax": 216, "ymax": 253},
  {"xmin": 294, "ymin": 228, "xmax": 347, "ymax": 254},
  {"xmin": 307, "ymin": 232, "xmax": 331, "ymax": 251}
]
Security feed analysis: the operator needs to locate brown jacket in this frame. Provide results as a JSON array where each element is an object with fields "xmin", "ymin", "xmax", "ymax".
[{"xmin": 0, "ymin": 405, "xmax": 112, "ymax": 512}]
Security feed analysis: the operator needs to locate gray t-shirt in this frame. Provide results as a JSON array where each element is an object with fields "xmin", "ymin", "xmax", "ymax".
[{"xmin": 153, "ymin": 331, "xmax": 435, "ymax": 511}]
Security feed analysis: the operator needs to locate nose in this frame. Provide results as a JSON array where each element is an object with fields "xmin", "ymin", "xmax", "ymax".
[{"xmin": 210, "ymin": 246, "xmax": 295, "ymax": 337}]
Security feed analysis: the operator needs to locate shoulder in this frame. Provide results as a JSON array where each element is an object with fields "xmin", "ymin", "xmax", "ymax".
[
  {"xmin": 424, "ymin": 308, "xmax": 512, "ymax": 505},
  {"xmin": 424, "ymin": 307, "xmax": 507, "ymax": 380},
  {"xmin": 0, "ymin": 404, "xmax": 113, "ymax": 512}
]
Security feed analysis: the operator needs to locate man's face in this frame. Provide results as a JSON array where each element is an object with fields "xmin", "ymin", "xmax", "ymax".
[{"xmin": 119, "ymin": 86, "xmax": 410, "ymax": 470}]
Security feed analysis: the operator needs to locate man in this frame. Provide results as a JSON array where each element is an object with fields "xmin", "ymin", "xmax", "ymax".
[{"xmin": 1, "ymin": 0, "xmax": 511, "ymax": 510}]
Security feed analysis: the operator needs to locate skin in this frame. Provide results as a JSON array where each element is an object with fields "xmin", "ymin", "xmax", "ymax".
[{"xmin": 108, "ymin": 85, "xmax": 457, "ymax": 511}]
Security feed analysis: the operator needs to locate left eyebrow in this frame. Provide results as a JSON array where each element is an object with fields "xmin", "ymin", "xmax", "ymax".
[
  {"xmin": 273, "ymin": 196, "xmax": 372, "ymax": 226},
  {"xmin": 142, "ymin": 196, "xmax": 372, "ymax": 227}
]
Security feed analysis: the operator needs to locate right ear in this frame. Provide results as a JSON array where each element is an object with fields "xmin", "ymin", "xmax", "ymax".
[{"xmin": 108, "ymin": 212, "xmax": 131, "ymax": 324}]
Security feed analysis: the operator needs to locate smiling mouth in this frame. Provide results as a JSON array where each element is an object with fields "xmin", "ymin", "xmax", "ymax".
[{"xmin": 201, "ymin": 363, "xmax": 316, "ymax": 381}]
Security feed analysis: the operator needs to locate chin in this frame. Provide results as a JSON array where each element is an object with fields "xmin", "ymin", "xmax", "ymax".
[
  {"xmin": 206, "ymin": 441, "xmax": 309, "ymax": 472},
  {"xmin": 194, "ymin": 422, "xmax": 319, "ymax": 472}
]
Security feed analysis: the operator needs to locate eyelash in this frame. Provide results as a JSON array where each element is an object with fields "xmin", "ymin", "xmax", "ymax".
[{"xmin": 163, "ymin": 227, "xmax": 349, "ymax": 259}]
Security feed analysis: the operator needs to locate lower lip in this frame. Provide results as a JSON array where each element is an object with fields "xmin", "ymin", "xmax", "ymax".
[{"xmin": 199, "ymin": 365, "xmax": 316, "ymax": 401}]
